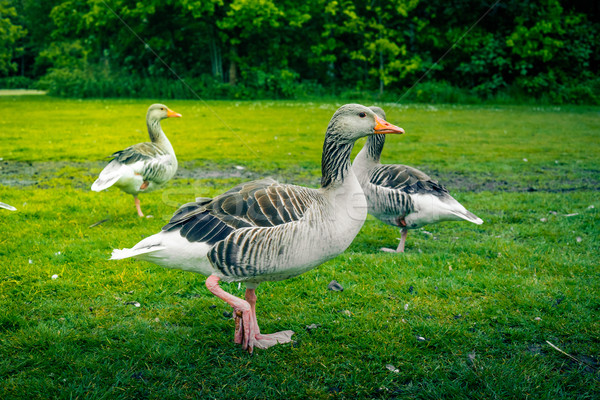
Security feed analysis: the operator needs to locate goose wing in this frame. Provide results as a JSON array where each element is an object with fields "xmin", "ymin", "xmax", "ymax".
[
  {"xmin": 162, "ymin": 178, "xmax": 319, "ymax": 246},
  {"xmin": 111, "ymin": 142, "xmax": 174, "ymax": 183},
  {"xmin": 370, "ymin": 164, "xmax": 449, "ymax": 197}
]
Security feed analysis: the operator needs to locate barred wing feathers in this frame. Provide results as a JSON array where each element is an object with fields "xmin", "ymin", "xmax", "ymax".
[
  {"xmin": 370, "ymin": 164, "xmax": 449, "ymax": 197},
  {"xmin": 162, "ymin": 178, "xmax": 318, "ymax": 246}
]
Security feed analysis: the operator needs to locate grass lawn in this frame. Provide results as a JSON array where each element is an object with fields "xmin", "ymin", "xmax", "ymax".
[{"xmin": 0, "ymin": 95, "xmax": 599, "ymax": 399}]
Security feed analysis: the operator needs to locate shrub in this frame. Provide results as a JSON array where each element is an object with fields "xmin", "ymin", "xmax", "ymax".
[
  {"xmin": 0, "ymin": 76, "xmax": 34, "ymax": 89},
  {"xmin": 401, "ymin": 81, "xmax": 478, "ymax": 104}
]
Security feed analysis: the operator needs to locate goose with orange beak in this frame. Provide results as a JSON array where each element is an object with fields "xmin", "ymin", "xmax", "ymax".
[
  {"xmin": 353, "ymin": 106, "xmax": 482, "ymax": 253},
  {"xmin": 111, "ymin": 104, "xmax": 404, "ymax": 353},
  {"xmin": 92, "ymin": 103, "xmax": 181, "ymax": 217}
]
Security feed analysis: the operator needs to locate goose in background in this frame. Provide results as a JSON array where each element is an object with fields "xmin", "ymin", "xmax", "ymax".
[
  {"xmin": 353, "ymin": 106, "xmax": 483, "ymax": 253},
  {"xmin": 111, "ymin": 104, "xmax": 404, "ymax": 353},
  {"xmin": 0, "ymin": 202, "xmax": 16, "ymax": 211},
  {"xmin": 91, "ymin": 104, "xmax": 181, "ymax": 217}
]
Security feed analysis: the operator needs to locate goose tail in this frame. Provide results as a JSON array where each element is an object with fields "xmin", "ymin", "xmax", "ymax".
[
  {"xmin": 449, "ymin": 208, "xmax": 483, "ymax": 225},
  {"xmin": 110, "ymin": 244, "xmax": 166, "ymax": 260},
  {"xmin": 91, "ymin": 161, "xmax": 125, "ymax": 192},
  {"xmin": 91, "ymin": 175, "xmax": 121, "ymax": 192}
]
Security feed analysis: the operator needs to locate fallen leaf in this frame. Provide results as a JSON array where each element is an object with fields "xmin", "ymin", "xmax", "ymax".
[
  {"xmin": 468, "ymin": 351, "xmax": 476, "ymax": 364},
  {"xmin": 305, "ymin": 323, "xmax": 321, "ymax": 331},
  {"xmin": 385, "ymin": 364, "xmax": 399, "ymax": 373},
  {"xmin": 328, "ymin": 280, "xmax": 344, "ymax": 292}
]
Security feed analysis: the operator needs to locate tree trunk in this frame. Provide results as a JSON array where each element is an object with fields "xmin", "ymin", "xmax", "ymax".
[
  {"xmin": 228, "ymin": 46, "xmax": 238, "ymax": 86},
  {"xmin": 209, "ymin": 36, "xmax": 223, "ymax": 82}
]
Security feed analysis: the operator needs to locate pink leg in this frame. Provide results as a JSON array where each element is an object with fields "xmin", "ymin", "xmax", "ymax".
[
  {"xmin": 205, "ymin": 276, "xmax": 293, "ymax": 353},
  {"xmin": 397, "ymin": 228, "xmax": 408, "ymax": 252},
  {"xmin": 134, "ymin": 196, "xmax": 144, "ymax": 217},
  {"xmin": 381, "ymin": 228, "xmax": 408, "ymax": 253},
  {"xmin": 244, "ymin": 288, "xmax": 294, "ymax": 350}
]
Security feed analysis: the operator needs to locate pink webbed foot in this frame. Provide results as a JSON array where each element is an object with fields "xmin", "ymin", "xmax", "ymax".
[
  {"xmin": 381, "ymin": 247, "xmax": 403, "ymax": 253},
  {"xmin": 206, "ymin": 276, "xmax": 294, "ymax": 354},
  {"xmin": 233, "ymin": 302, "xmax": 294, "ymax": 353},
  {"xmin": 252, "ymin": 331, "xmax": 295, "ymax": 350},
  {"xmin": 381, "ymin": 228, "xmax": 408, "ymax": 253}
]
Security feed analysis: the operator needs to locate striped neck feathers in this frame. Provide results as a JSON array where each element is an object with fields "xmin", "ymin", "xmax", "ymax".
[
  {"xmin": 364, "ymin": 133, "xmax": 385, "ymax": 163},
  {"xmin": 147, "ymin": 118, "xmax": 167, "ymax": 144},
  {"xmin": 320, "ymin": 135, "xmax": 355, "ymax": 189}
]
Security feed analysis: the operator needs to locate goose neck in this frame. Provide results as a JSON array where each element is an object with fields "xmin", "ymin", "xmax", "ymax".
[
  {"xmin": 147, "ymin": 119, "xmax": 171, "ymax": 148},
  {"xmin": 320, "ymin": 137, "xmax": 354, "ymax": 189},
  {"xmin": 364, "ymin": 134, "xmax": 384, "ymax": 163}
]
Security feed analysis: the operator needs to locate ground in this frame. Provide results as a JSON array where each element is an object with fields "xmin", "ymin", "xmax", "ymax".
[{"xmin": 0, "ymin": 96, "xmax": 598, "ymax": 399}]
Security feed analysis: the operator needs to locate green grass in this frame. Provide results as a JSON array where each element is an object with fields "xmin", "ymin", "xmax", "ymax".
[{"xmin": 0, "ymin": 95, "xmax": 599, "ymax": 399}]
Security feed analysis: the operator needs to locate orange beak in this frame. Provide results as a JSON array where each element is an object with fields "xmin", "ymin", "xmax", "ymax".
[
  {"xmin": 167, "ymin": 108, "xmax": 182, "ymax": 118},
  {"xmin": 374, "ymin": 115, "xmax": 404, "ymax": 134}
]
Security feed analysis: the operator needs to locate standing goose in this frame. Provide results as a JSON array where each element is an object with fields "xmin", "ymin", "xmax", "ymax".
[
  {"xmin": 353, "ymin": 106, "xmax": 483, "ymax": 253},
  {"xmin": 111, "ymin": 104, "xmax": 404, "ymax": 353},
  {"xmin": 91, "ymin": 104, "xmax": 181, "ymax": 217}
]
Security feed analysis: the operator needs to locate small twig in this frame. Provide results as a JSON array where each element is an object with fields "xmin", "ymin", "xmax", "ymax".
[
  {"xmin": 89, "ymin": 218, "xmax": 110, "ymax": 228},
  {"xmin": 546, "ymin": 340, "xmax": 595, "ymax": 369}
]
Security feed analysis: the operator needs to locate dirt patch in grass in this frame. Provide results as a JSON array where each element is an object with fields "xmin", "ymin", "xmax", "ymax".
[
  {"xmin": 1, "ymin": 160, "xmax": 598, "ymax": 192},
  {"xmin": 424, "ymin": 166, "xmax": 600, "ymax": 193}
]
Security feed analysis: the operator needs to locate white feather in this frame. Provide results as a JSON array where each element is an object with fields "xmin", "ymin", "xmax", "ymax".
[
  {"xmin": 111, "ymin": 230, "xmax": 215, "ymax": 276},
  {"xmin": 404, "ymin": 193, "xmax": 483, "ymax": 228}
]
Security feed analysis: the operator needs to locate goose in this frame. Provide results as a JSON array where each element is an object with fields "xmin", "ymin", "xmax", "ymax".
[
  {"xmin": 353, "ymin": 106, "xmax": 483, "ymax": 253},
  {"xmin": 111, "ymin": 104, "xmax": 404, "ymax": 353},
  {"xmin": 91, "ymin": 104, "xmax": 181, "ymax": 217},
  {"xmin": 0, "ymin": 202, "xmax": 16, "ymax": 211}
]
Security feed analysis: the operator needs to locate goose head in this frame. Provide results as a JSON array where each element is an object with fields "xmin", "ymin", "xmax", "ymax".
[
  {"xmin": 326, "ymin": 104, "xmax": 404, "ymax": 143},
  {"xmin": 363, "ymin": 106, "xmax": 389, "ymax": 159},
  {"xmin": 147, "ymin": 103, "xmax": 182, "ymax": 122},
  {"xmin": 369, "ymin": 106, "xmax": 386, "ymax": 120}
]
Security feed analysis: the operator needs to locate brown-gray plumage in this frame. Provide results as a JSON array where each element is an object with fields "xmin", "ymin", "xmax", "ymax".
[
  {"xmin": 91, "ymin": 104, "xmax": 181, "ymax": 217},
  {"xmin": 111, "ymin": 104, "xmax": 404, "ymax": 353},
  {"xmin": 353, "ymin": 106, "xmax": 483, "ymax": 253}
]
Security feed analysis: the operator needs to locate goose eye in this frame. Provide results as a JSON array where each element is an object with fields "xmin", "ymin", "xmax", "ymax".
[{"xmin": 359, "ymin": 112, "xmax": 366, "ymax": 118}]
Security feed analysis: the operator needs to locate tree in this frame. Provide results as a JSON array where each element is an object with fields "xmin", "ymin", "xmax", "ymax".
[{"xmin": 0, "ymin": 0, "xmax": 27, "ymax": 76}]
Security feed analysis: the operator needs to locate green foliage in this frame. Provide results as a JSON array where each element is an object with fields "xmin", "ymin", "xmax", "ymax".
[
  {"xmin": 1, "ymin": 96, "xmax": 599, "ymax": 398},
  {"xmin": 4, "ymin": 0, "xmax": 600, "ymax": 103},
  {"xmin": 0, "ymin": 75, "xmax": 33, "ymax": 88},
  {"xmin": 0, "ymin": 0, "xmax": 27, "ymax": 76}
]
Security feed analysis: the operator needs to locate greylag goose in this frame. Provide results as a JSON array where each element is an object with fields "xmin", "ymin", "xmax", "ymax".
[
  {"xmin": 0, "ymin": 202, "xmax": 16, "ymax": 211},
  {"xmin": 111, "ymin": 104, "xmax": 404, "ymax": 353},
  {"xmin": 353, "ymin": 106, "xmax": 483, "ymax": 253},
  {"xmin": 91, "ymin": 104, "xmax": 181, "ymax": 217}
]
